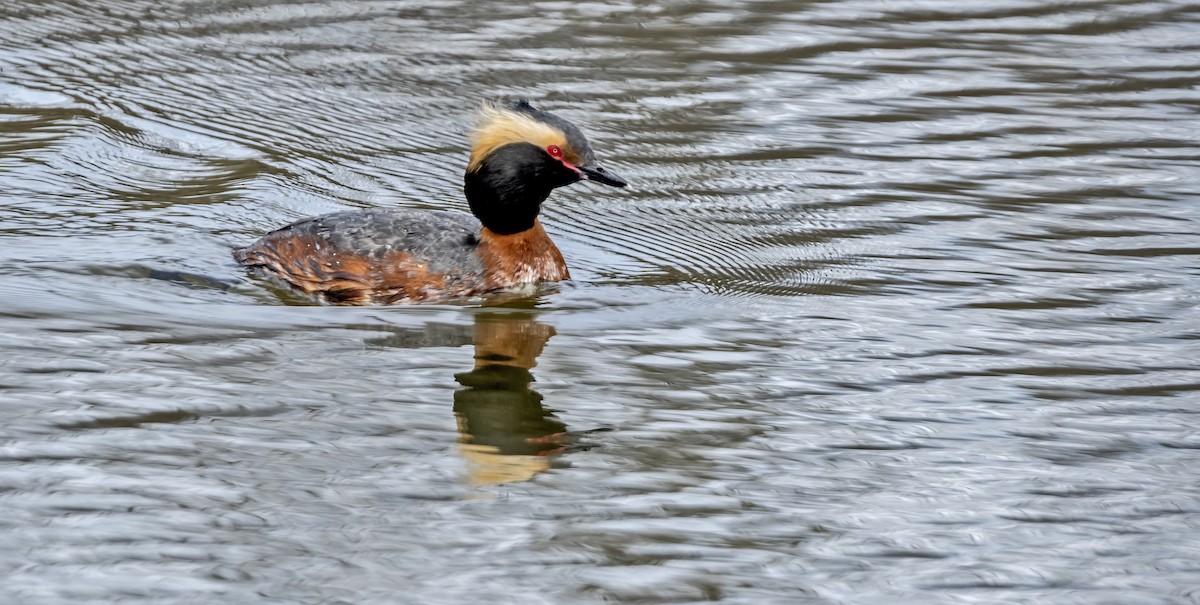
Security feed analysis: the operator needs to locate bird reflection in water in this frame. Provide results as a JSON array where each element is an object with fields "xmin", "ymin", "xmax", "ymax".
[{"xmin": 454, "ymin": 312, "xmax": 568, "ymax": 485}]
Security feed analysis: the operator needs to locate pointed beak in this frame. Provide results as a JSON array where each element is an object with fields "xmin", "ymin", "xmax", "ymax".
[{"xmin": 578, "ymin": 163, "xmax": 628, "ymax": 188}]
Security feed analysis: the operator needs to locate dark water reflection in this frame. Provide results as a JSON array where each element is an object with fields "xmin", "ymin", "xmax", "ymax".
[
  {"xmin": 454, "ymin": 313, "xmax": 570, "ymax": 485},
  {"xmin": 3, "ymin": 0, "xmax": 1200, "ymax": 603}
]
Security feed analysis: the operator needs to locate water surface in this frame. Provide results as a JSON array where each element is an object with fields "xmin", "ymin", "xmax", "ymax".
[{"xmin": 2, "ymin": 0, "xmax": 1200, "ymax": 603}]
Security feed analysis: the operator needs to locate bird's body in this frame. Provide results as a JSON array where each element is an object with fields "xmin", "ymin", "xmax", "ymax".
[
  {"xmin": 233, "ymin": 208, "xmax": 567, "ymax": 304},
  {"xmin": 233, "ymin": 100, "xmax": 626, "ymax": 305}
]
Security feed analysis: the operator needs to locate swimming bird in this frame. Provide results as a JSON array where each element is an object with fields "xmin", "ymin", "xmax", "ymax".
[{"xmin": 233, "ymin": 100, "xmax": 627, "ymax": 304}]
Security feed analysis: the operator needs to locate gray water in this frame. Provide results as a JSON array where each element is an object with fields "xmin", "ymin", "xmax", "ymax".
[{"xmin": 3, "ymin": 1, "xmax": 1200, "ymax": 603}]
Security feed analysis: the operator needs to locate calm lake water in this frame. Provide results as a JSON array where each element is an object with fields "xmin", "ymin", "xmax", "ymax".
[{"xmin": 3, "ymin": 0, "xmax": 1200, "ymax": 603}]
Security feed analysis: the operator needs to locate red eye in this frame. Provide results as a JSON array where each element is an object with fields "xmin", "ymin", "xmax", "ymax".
[{"xmin": 546, "ymin": 144, "xmax": 563, "ymax": 159}]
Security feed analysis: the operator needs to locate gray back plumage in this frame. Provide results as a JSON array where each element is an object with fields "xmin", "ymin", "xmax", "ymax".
[{"xmin": 271, "ymin": 208, "xmax": 485, "ymax": 275}]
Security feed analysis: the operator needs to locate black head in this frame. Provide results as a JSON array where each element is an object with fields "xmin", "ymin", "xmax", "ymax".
[{"xmin": 464, "ymin": 100, "xmax": 628, "ymax": 235}]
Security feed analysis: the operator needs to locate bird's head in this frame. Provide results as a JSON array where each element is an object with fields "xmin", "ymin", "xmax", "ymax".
[{"xmin": 464, "ymin": 100, "xmax": 627, "ymax": 235}]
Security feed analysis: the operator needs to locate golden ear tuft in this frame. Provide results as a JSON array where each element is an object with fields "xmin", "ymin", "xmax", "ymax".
[{"xmin": 468, "ymin": 101, "xmax": 566, "ymax": 172}]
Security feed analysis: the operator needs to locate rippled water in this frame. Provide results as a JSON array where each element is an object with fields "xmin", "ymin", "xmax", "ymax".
[{"xmin": 3, "ymin": 0, "xmax": 1200, "ymax": 603}]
